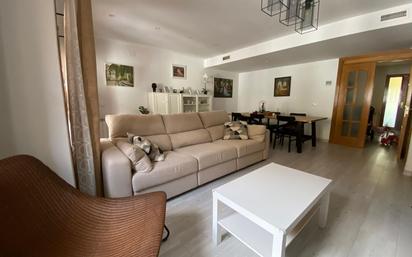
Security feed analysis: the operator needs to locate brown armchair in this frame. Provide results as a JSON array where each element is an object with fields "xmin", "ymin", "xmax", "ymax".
[{"xmin": 0, "ymin": 155, "xmax": 166, "ymax": 257}]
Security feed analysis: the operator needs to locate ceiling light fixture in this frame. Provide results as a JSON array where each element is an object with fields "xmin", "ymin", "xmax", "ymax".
[
  {"xmin": 261, "ymin": 0, "xmax": 287, "ymax": 17},
  {"xmin": 279, "ymin": 0, "xmax": 303, "ymax": 26},
  {"xmin": 261, "ymin": 0, "xmax": 320, "ymax": 34},
  {"xmin": 295, "ymin": 0, "xmax": 320, "ymax": 34}
]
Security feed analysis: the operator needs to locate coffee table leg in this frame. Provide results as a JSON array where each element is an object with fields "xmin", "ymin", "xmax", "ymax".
[
  {"xmin": 318, "ymin": 192, "xmax": 330, "ymax": 228},
  {"xmin": 271, "ymin": 231, "xmax": 286, "ymax": 257},
  {"xmin": 212, "ymin": 193, "xmax": 221, "ymax": 245}
]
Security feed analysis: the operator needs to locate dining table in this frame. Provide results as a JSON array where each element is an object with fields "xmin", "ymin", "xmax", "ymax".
[{"xmin": 241, "ymin": 112, "xmax": 328, "ymax": 153}]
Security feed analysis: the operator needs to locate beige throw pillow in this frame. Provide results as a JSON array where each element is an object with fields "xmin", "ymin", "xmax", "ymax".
[
  {"xmin": 127, "ymin": 133, "xmax": 165, "ymax": 162},
  {"xmin": 116, "ymin": 141, "xmax": 153, "ymax": 173},
  {"xmin": 223, "ymin": 121, "xmax": 249, "ymax": 140}
]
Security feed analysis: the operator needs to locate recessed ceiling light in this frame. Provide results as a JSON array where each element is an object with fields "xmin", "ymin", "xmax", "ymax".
[
  {"xmin": 108, "ymin": 13, "xmax": 115, "ymax": 18},
  {"xmin": 155, "ymin": 26, "xmax": 161, "ymax": 30}
]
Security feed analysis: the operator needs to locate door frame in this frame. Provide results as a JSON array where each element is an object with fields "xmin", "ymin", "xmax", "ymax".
[
  {"xmin": 380, "ymin": 74, "xmax": 410, "ymax": 129},
  {"xmin": 330, "ymin": 49, "xmax": 412, "ymax": 147}
]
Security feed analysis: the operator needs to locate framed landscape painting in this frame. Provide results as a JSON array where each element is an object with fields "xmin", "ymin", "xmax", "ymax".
[
  {"xmin": 274, "ymin": 76, "xmax": 291, "ymax": 97},
  {"xmin": 105, "ymin": 63, "xmax": 134, "ymax": 87},
  {"xmin": 172, "ymin": 64, "xmax": 187, "ymax": 79},
  {"xmin": 214, "ymin": 78, "xmax": 233, "ymax": 98}
]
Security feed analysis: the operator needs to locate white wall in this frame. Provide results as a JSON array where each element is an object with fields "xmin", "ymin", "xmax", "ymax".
[
  {"xmin": 208, "ymin": 70, "xmax": 239, "ymax": 112},
  {"xmin": 96, "ymin": 38, "xmax": 202, "ymax": 115},
  {"xmin": 0, "ymin": 0, "xmax": 75, "ymax": 186},
  {"xmin": 96, "ymin": 38, "xmax": 239, "ymax": 116},
  {"xmin": 238, "ymin": 59, "xmax": 339, "ymax": 140}
]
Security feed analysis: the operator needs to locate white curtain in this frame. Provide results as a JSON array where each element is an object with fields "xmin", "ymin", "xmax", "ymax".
[{"xmin": 64, "ymin": 0, "xmax": 96, "ymax": 195}]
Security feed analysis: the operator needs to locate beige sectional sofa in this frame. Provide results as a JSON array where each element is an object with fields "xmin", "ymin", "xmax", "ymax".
[{"xmin": 101, "ymin": 111, "xmax": 270, "ymax": 198}]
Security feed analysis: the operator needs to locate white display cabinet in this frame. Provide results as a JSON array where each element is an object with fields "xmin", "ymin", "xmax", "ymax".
[{"xmin": 148, "ymin": 92, "xmax": 212, "ymax": 114}]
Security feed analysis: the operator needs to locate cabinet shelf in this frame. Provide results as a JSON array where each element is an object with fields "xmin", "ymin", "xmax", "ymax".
[{"xmin": 148, "ymin": 92, "xmax": 213, "ymax": 114}]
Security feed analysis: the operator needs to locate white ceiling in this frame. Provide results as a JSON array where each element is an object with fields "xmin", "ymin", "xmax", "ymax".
[
  {"xmin": 205, "ymin": 23, "xmax": 412, "ymax": 72},
  {"xmin": 92, "ymin": 0, "xmax": 412, "ymax": 58}
]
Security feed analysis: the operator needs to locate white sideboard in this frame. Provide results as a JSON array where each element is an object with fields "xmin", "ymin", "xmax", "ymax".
[{"xmin": 148, "ymin": 92, "xmax": 213, "ymax": 114}]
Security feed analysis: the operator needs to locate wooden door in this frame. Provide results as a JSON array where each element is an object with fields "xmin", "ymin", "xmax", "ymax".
[
  {"xmin": 397, "ymin": 67, "xmax": 412, "ymax": 159},
  {"xmin": 332, "ymin": 62, "xmax": 376, "ymax": 147}
]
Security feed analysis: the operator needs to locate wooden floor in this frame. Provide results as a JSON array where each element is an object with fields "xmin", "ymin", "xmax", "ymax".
[{"xmin": 159, "ymin": 141, "xmax": 412, "ymax": 257}]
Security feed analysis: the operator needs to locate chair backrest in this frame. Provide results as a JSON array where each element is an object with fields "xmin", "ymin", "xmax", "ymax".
[
  {"xmin": 232, "ymin": 112, "xmax": 242, "ymax": 121},
  {"xmin": 278, "ymin": 115, "xmax": 296, "ymax": 122},
  {"xmin": 290, "ymin": 113, "xmax": 306, "ymax": 116},
  {"xmin": 250, "ymin": 113, "xmax": 265, "ymax": 119}
]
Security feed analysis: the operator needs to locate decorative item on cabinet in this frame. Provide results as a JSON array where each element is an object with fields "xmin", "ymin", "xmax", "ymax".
[
  {"xmin": 151, "ymin": 83, "xmax": 157, "ymax": 92},
  {"xmin": 258, "ymin": 100, "xmax": 266, "ymax": 113},
  {"xmin": 138, "ymin": 106, "xmax": 150, "ymax": 114}
]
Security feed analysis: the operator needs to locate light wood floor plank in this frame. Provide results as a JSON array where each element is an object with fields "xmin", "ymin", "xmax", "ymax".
[{"xmin": 159, "ymin": 142, "xmax": 412, "ymax": 257}]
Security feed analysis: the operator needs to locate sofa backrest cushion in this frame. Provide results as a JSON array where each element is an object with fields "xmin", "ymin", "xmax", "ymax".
[
  {"xmin": 105, "ymin": 114, "xmax": 172, "ymax": 151},
  {"xmin": 162, "ymin": 113, "xmax": 211, "ymax": 148},
  {"xmin": 162, "ymin": 113, "xmax": 204, "ymax": 134},
  {"xmin": 198, "ymin": 111, "xmax": 229, "ymax": 128},
  {"xmin": 198, "ymin": 111, "xmax": 229, "ymax": 141}
]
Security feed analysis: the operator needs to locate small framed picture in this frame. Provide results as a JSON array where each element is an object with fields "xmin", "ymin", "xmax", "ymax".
[
  {"xmin": 274, "ymin": 76, "xmax": 291, "ymax": 97},
  {"xmin": 172, "ymin": 64, "xmax": 187, "ymax": 79},
  {"xmin": 105, "ymin": 63, "xmax": 134, "ymax": 87},
  {"xmin": 214, "ymin": 78, "xmax": 233, "ymax": 98}
]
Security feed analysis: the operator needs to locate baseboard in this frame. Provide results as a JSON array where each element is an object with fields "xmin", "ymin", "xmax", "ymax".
[{"xmin": 403, "ymin": 169, "xmax": 412, "ymax": 177}]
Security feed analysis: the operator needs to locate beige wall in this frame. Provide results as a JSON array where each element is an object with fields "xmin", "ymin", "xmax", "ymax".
[
  {"xmin": 0, "ymin": 19, "xmax": 14, "ymax": 157},
  {"xmin": 372, "ymin": 64, "xmax": 411, "ymax": 125},
  {"xmin": 0, "ymin": 0, "xmax": 75, "ymax": 186}
]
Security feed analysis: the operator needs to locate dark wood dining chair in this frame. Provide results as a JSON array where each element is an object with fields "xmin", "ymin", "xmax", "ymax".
[
  {"xmin": 274, "ymin": 116, "xmax": 298, "ymax": 152},
  {"xmin": 232, "ymin": 112, "xmax": 242, "ymax": 121},
  {"xmin": 290, "ymin": 113, "xmax": 307, "ymax": 116},
  {"xmin": 249, "ymin": 113, "xmax": 265, "ymax": 124},
  {"xmin": 266, "ymin": 112, "xmax": 280, "ymax": 143},
  {"xmin": 0, "ymin": 155, "xmax": 166, "ymax": 257}
]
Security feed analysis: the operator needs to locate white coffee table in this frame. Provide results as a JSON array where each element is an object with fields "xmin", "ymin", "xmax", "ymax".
[{"xmin": 212, "ymin": 163, "xmax": 332, "ymax": 257}]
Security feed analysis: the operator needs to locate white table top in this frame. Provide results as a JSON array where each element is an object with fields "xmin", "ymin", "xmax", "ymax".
[{"xmin": 213, "ymin": 163, "xmax": 332, "ymax": 234}]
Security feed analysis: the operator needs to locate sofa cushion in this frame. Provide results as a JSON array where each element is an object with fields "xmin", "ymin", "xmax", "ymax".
[
  {"xmin": 106, "ymin": 114, "xmax": 173, "ymax": 151},
  {"xmin": 214, "ymin": 139, "xmax": 265, "ymax": 158},
  {"xmin": 207, "ymin": 125, "xmax": 225, "ymax": 141},
  {"xmin": 116, "ymin": 141, "xmax": 152, "ymax": 173},
  {"xmin": 176, "ymin": 143, "xmax": 237, "ymax": 170},
  {"xmin": 132, "ymin": 151, "xmax": 198, "ymax": 192},
  {"xmin": 106, "ymin": 114, "xmax": 167, "ymax": 137},
  {"xmin": 224, "ymin": 121, "xmax": 249, "ymax": 140},
  {"xmin": 162, "ymin": 112, "xmax": 205, "ymax": 134},
  {"xmin": 248, "ymin": 125, "xmax": 267, "ymax": 143},
  {"xmin": 169, "ymin": 129, "xmax": 211, "ymax": 149},
  {"xmin": 198, "ymin": 111, "xmax": 229, "ymax": 128},
  {"xmin": 127, "ymin": 134, "xmax": 165, "ymax": 162}
]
